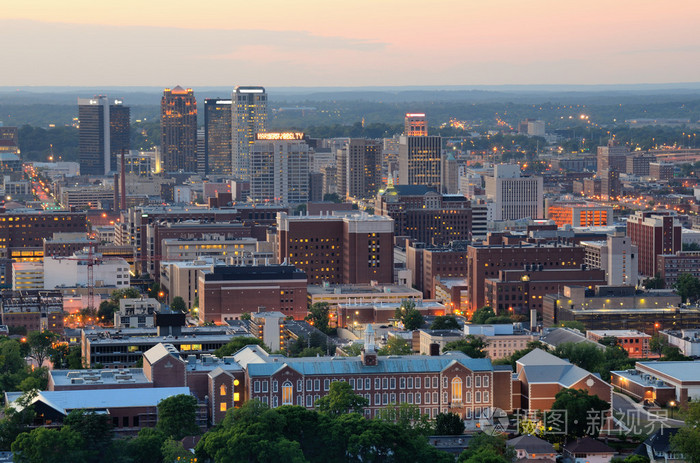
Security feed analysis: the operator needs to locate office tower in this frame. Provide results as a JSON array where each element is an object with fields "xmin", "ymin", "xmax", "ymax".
[
  {"xmin": 232, "ymin": 86, "xmax": 267, "ymax": 180},
  {"xmin": 196, "ymin": 127, "xmax": 206, "ymax": 175},
  {"xmin": 249, "ymin": 133, "xmax": 310, "ymax": 205},
  {"xmin": 0, "ymin": 127, "xmax": 19, "ymax": 156},
  {"xmin": 442, "ymin": 153, "xmax": 458, "ymax": 194},
  {"xmin": 160, "ymin": 86, "xmax": 197, "ymax": 173},
  {"xmin": 336, "ymin": 139, "xmax": 382, "ymax": 199},
  {"xmin": 398, "ymin": 113, "xmax": 442, "ymax": 191},
  {"xmin": 78, "ymin": 96, "xmax": 130, "ymax": 175},
  {"xmin": 484, "ymin": 164, "xmax": 543, "ymax": 221},
  {"xmin": 597, "ymin": 140, "xmax": 629, "ymax": 176},
  {"xmin": 204, "ymin": 98, "xmax": 232, "ymax": 176},
  {"xmin": 404, "ymin": 113, "xmax": 428, "ymax": 137},
  {"xmin": 581, "ymin": 233, "xmax": 638, "ymax": 286},
  {"xmin": 626, "ymin": 210, "xmax": 682, "ymax": 277}
]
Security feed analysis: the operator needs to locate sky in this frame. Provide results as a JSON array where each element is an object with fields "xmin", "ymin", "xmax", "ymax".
[{"xmin": 2, "ymin": 0, "xmax": 700, "ymax": 87}]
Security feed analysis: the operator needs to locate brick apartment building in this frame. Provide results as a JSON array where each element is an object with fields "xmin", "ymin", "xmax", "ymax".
[
  {"xmin": 198, "ymin": 265, "xmax": 308, "ymax": 323},
  {"xmin": 657, "ymin": 251, "xmax": 700, "ymax": 287},
  {"xmin": 626, "ymin": 210, "xmax": 682, "ymax": 277},
  {"xmin": 466, "ymin": 243, "xmax": 586, "ymax": 312},
  {"xmin": 375, "ymin": 185, "xmax": 472, "ymax": 245},
  {"xmin": 277, "ymin": 212, "xmax": 394, "ymax": 285},
  {"xmin": 0, "ymin": 289, "xmax": 64, "ymax": 333}
]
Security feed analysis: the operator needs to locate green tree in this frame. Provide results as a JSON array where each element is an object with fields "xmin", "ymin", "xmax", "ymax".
[
  {"xmin": 12, "ymin": 426, "xmax": 86, "ymax": 463},
  {"xmin": 63, "ymin": 410, "xmax": 115, "ymax": 463},
  {"xmin": 378, "ymin": 403, "xmax": 433, "ymax": 436},
  {"xmin": 674, "ymin": 273, "xmax": 700, "ymax": 303},
  {"xmin": 213, "ymin": 336, "xmax": 268, "ymax": 357},
  {"xmin": 315, "ymin": 381, "xmax": 369, "ymax": 416},
  {"xmin": 156, "ymin": 394, "xmax": 199, "ymax": 440},
  {"xmin": 557, "ymin": 320, "xmax": 587, "ymax": 333},
  {"xmin": 546, "ymin": 388, "xmax": 609, "ymax": 438},
  {"xmin": 241, "ymin": 312, "xmax": 252, "ymax": 321},
  {"xmin": 306, "ymin": 302, "xmax": 331, "ymax": 334},
  {"xmin": 161, "ymin": 438, "xmax": 196, "ymax": 463},
  {"xmin": 470, "ymin": 306, "xmax": 496, "ymax": 324},
  {"xmin": 395, "ymin": 300, "xmax": 425, "ymax": 330},
  {"xmin": 170, "ymin": 296, "xmax": 187, "ymax": 313},
  {"xmin": 671, "ymin": 400, "xmax": 700, "ymax": 462},
  {"xmin": 26, "ymin": 330, "xmax": 58, "ymax": 367},
  {"xmin": 124, "ymin": 428, "xmax": 166, "ymax": 463},
  {"xmin": 435, "ymin": 412, "xmax": 465, "ymax": 435},
  {"xmin": 643, "ymin": 273, "xmax": 665, "ymax": 289},
  {"xmin": 323, "ymin": 193, "xmax": 342, "ymax": 203},
  {"xmin": 377, "ymin": 336, "xmax": 413, "ymax": 355},
  {"xmin": 49, "ymin": 344, "xmax": 82, "ymax": 369},
  {"xmin": 553, "ymin": 342, "xmax": 605, "ymax": 375},
  {"xmin": 0, "ymin": 390, "xmax": 37, "ymax": 450},
  {"xmin": 457, "ymin": 433, "xmax": 515, "ymax": 463},
  {"xmin": 431, "ymin": 315, "xmax": 460, "ymax": 330},
  {"xmin": 97, "ymin": 300, "xmax": 118, "ymax": 323},
  {"xmin": 110, "ymin": 287, "xmax": 142, "ymax": 302},
  {"xmin": 444, "ymin": 336, "xmax": 487, "ymax": 358}
]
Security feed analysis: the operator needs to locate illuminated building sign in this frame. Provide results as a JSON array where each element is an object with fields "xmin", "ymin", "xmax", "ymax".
[
  {"xmin": 256, "ymin": 132, "xmax": 304, "ymax": 140},
  {"xmin": 406, "ymin": 113, "xmax": 426, "ymax": 117}
]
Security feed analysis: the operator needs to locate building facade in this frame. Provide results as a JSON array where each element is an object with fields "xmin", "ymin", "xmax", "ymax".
[
  {"xmin": 78, "ymin": 96, "xmax": 130, "ymax": 175},
  {"xmin": 626, "ymin": 210, "xmax": 682, "ymax": 277},
  {"xmin": 160, "ymin": 86, "xmax": 197, "ymax": 173},
  {"xmin": 485, "ymin": 164, "xmax": 543, "ymax": 221},
  {"xmin": 336, "ymin": 139, "xmax": 383, "ymax": 200},
  {"xmin": 250, "ymin": 133, "xmax": 310, "ymax": 205},
  {"xmin": 232, "ymin": 86, "xmax": 267, "ymax": 180},
  {"xmin": 204, "ymin": 98, "xmax": 232, "ymax": 175}
]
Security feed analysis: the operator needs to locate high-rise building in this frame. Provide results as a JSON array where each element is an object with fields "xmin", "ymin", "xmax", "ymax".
[
  {"xmin": 249, "ymin": 132, "xmax": 310, "ymax": 205},
  {"xmin": 404, "ymin": 113, "xmax": 428, "ymax": 137},
  {"xmin": 78, "ymin": 96, "xmax": 130, "ymax": 175},
  {"xmin": 160, "ymin": 86, "xmax": 197, "ymax": 173},
  {"xmin": 232, "ymin": 86, "xmax": 267, "ymax": 180},
  {"xmin": 0, "ymin": 127, "xmax": 19, "ymax": 156},
  {"xmin": 597, "ymin": 140, "xmax": 629, "ymax": 176},
  {"xmin": 581, "ymin": 233, "xmax": 639, "ymax": 286},
  {"xmin": 626, "ymin": 210, "xmax": 682, "ymax": 277},
  {"xmin": 336, "ymin": 139, "xmax": 382, "ymax": 199},
  {"xmin": 398, "ymin": 113, "xmax": 442, "ymax": 191},
  {"xmin": 204, "ymin": 98, "xmax": 232, "ymax": 175},
  {"xmin": 484, "ymin": 164, "xmax": 543, "ymax": 221}
]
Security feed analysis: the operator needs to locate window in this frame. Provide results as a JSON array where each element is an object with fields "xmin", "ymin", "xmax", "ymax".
[
  {"xmin": 390, "ymin": 393, "xmax": 396, "ymax": 403},
  {"xmin": 272, "ymin": 380, "xmax": 278, "ymax": 393},
  {"xmin": 254, "ymin": 380, "xmax": 260, "ymax": 393},
  {"xmin": 282, "ymin": 381, "xmax": 293, "ymax": 405},
  {"xmin": 356, "ymin": 378, "xmax": 363, "ymax": 390},
  {"xmin": 483, "ymin": 391, "xmax": 489, "ymax": 403},
  {"xmin": 374, "ymin": 378, "xmax": 381, "ymax": 389},
  {"xmin": 375, "ymin": 393, "xmax": 380, "ymax": 405},
  {"xmin": 297, "ymin": 396, "xmax": 303, "ymax": 406},
  {"xmin": 133, "ymin": 416, "xmax": 139, "ymax": 427},
  {"xmin": 262, "ymin": 396, "xmax": 268, "ymax": 405},
  {"xmin": 262, "ymin": 381, "xmax": 268, "ymax": 393},
  {"xmin": 220, "ymin": 402, "xmax": 227, "ymax": 412},
  {"xmin": 416, "ymin": 392, "xmax": 421, "ymax": 404},
  {"xmin": 433, "ymin": 392, "xmax": 438, "ymax": 404},
  {"xmin": 442, "ymin": 391, "xmax": 448, "ymax": 404},
  {"xmin": 306, "ymin": 379, "xmax": 312, "ymax": 391},
  {"xmin": 407, "ymin": 393, "xmax": 413, "ymax": 404},
  {"xmin": 122, "ymin": 416, "xmax": 129, "ymax": 427},
  {"xmin": 483, "ymin": 376, "xmax": 489, "ymax": 388},
  {"xmin": 365, "ymin": 378, "xmax": 371, "ymax": 390},
  {"xmin": 390, "ymin": 377, "xmax": 396, "ymax": 389},
  {"xmin": 314, "ymin": 379, "xmax": 320, "ymax": 391},
  {"xmin": 306, "ymin": 395, "xmax": 313, "ymax": 407},
  {"xmin": 400, "ymin": 392, "xmax": 406, "ymax": 403},
  {"xmin": 432, "ymin": 377, "xmax": 438, "ymax": 389},
  {"xmin": 349, "ymin": 378, "xmax": 355, "ymax": 389},
  {"xmin": 451, "ymin": 378, "xmax": 463, "ymax": 403},
  {"xmin": 272, "ymin": 396, "xmax": 278, "ymax": 408},
  {"xmin": 382, "ymin": 378, "xmax": 388, "ymax": 389},
  {"xmin": 220, "ymin": 384, "xmax": 226, "ymax": 396},
  {"xmin": 475, "ymin": 391, "xmax": 481, "ymax": 403},
  {"xmin": 382, "ymin": 393, "xmax": 388, "ymax": 405},
  {"xmin": 424, "ymin": 392, "xmax": 430, "ymax": 404},
  {"xmin": 466, "ymin": 376, "xmax": 471, "ymax": 388},
  {"xmin": 324, "ymin": 379, "xmax": 330, "ymax": 391},
  {"xmin": 466, "ymin": 408, "xmax": 472, "ymax": 419},
  {"xmin": 475, "ymin": 376, "xmax": 481, "ymax": 388},
  {"xmin": 442, "ymin": 377, "xmax": 448, "ymax": 389},
  {"xmin": 415, "ymin": 377, "xmax": 421, "ymax": 389},
  {"xmin": 407, "ymin": 377, "xmax": 413, "ymax": 389},
  {"xmin": 400, "ymin": 377, "xmax": 406, "ymax": 388}
]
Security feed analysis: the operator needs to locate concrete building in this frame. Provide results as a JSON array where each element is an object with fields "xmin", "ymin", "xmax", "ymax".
[
  {"xmin": 277, "ymin": 212, "xmax": 394, "ymax": 285},
  {"xmin": 249, "ymin": 311, "xmax": 286, "ymax": 352},
  {"xmin": 649, "ymin": 162, "xmax": 674, "ymax": 181},
  {"xmin": 375, "ymin": 185, "xmax": 472, "ymax": 245},
  {"xmin": 615, "ymin": 361, "xmax": 700, "ymax": 405},
  {"xmin": 114, "ymin": 298, "xmax": 160, "ymax": 328},
  {"xmin": 398, "ymin": 128, "xmax": 443, "ymax": 191},
  {"xmin": 597, "ymin": 140, "xmax": 629, "ymax": 176},
  {"xmin": 581, "ymin": 233, "xmax": 638, "ymax": 286},
  {"xmin": 464, "ymin": 324, "xmax": 538, "ymax": 360},
  {"xmin": 661, "ymin": 329, "xmax": 700, "ymax": 358},
  {"xmin": 627, "ymin": 210, "xmax": 682, "ymax": 277},
  {"xmin": 198, "ymin": 264, "xmax": 308, "ymax": 323},
  {"xmin": 161, "ymin": 237, "xmax": 257, "ymax": 263},
  {"xmin": 43, "ymin": 252, "xmax": 130, "ymax": 290},
  {"xmin": 12, "ymin": 262, "xmax": 44, "ymax": 290},
  {"xmin": 250, "ymin": 133, "xmax": 310, "ymax": 205},
  {"xmin": 417, "ymin": 329, "xmax": 463, "ymax": 355},
  {"xmin": 484, "ymin": 164, "xmax": 543, "ymax": 221},
  {"xmin": 526, "ymin": 120, "xmax": 545, "ymax": 137},
  {"xmin": 547, "ymin": 202, "xmax": 612, "ymax": 227},
  {"xmin": 307, "ymin": 283, "xmax": 422, "ymax": 310},
  {"xmin": 232, "ymin": 86, "xmax": 267, "ymax": 180},
  {"xmin": 160, "ymin": 259, "xmax": 216, "ymax": 310},
  {"xmin": 336, "ymin": 139, "xmax": 382, "ymax": 200}
]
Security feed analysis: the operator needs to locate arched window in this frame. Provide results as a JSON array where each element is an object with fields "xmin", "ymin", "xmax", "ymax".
[
  {"xmin": 220, "ymin": 384, "xmax": 227, "ymax": 396},
  {"xmin": 451, "ymin": 377, "xmax": 463, "ymax": 403},
  {"xmin": 282, "ymin": 381, "xmax": 293, "ymax": 405}
]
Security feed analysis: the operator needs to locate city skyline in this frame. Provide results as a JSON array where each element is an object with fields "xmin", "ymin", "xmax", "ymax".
[{"xmin": 2, "ymin": 0, "xmax": 700, "ymax": 87}]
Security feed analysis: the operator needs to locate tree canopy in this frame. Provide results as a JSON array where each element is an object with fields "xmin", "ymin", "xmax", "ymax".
[
  {"xmin": 156, "ymin": 394, "xmax": 199, "ymax": 440},
  {"xmin": 444, "ymin": 336, "xmax": 486, "ymax": 358},
  {"xmin": 546, "ymin": 388, "xmax": 610, "ymax": 439},
  {"xmin": 430, "ymin": 315, "xmax": 460, "ymax": 330},
  {"xmin": 377, "ymin": 336, "xmax": 413, "ymax": 356},
  {"xmin": 306, "ymin": 302, "xmax": 332, "ymax": 334},
  {"xmin": 315, "ymin": 381, "xmax": 369, "ymax": 416},
  {"xmin": 214, "ymin": 336, "xmax": 268, "ymax": 358},
  {"xmin": 394, "ymin": 300, "xmax": 425, "ymax": 331},
  {"xmin": 674, "ymin": 273, "xmax": 700, "ymax": 303}
]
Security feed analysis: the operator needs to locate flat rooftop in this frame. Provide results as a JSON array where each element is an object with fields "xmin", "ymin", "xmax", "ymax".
[
  {"xmin": 308, "ymin": 284, "xmax": 421, "ymax": 296},
  {"xmin": 637, "ymin": 361, "xmax": 700, "ymax": 382},
  {"xmin": 50, "ymin": 368, "xmax": 150, "ymax": 387},
  {"xmin": 588, "ymin": 330, "xmax": 650, "ymax": 338},
  {"xmin": 611, "ymin": 369, "xmax": 674, "ymax": 389}
]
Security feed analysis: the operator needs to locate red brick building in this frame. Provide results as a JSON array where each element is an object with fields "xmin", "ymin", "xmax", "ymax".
[
  {"xmin": 657, "ymin": 251, "xmax": 700, "ymax": 287},
  {"xmin": 277, "ymin": 212, "xmax": 394, "ymax": 285},
  {"xmin": 467, "ymin": 243, "xmax": 586, "ymax": 312},
  {"xmin": 198, "ymin": 265, "xmax": 308, "ymax": 322},
  {"xmin": 626, "ymin": 210, "xmax": 682, "ymax": 277}
]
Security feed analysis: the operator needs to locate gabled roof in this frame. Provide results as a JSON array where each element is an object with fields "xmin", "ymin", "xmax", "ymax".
[
  {"xmin": 208, "ymin": 366, "xmax": 233, "ymax": 379},
  {"xmin": 517, "ymin": 349, "xmax": 569, "ymax": 367},
  {"xmin": 541, "ymin": 328, "xmax": 603, "ymax": 350},
  {"xmin": 6, "ymin": 387, "xmax": 191, "ymax": 416},
  {"xmin": 517, "ymin": 349, "xmax": 602, "ymax": 387},
  {"xmin": 564, "ymin": 437, "xmax": 614, "ymax": 454},
  {"xmin": 143, "ymin": 343, "xmax": 181, "ymax": 365},
  {"xmin": 506, "ymin": 434, "xmax": 555, "ymax": 454},
  {"xmin": 638, "ymin": 427, "xmax": 679, "ymax": 455},
  {"xmin": 232, "ymin": 345, "xmax": 272, "ymax": 369}
]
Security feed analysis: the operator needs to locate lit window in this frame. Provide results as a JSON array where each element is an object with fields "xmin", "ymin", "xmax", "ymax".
[
  {"xmin": 220, "ymin": 402, "xmax": 227, "ymax": 412},
  {"xmin": 282, "ymin": 381, "xmax": 293, "ymax": 405},
  {"xmin": 451, "ymin": 378, "xmax": 463, "ymax": 403}
]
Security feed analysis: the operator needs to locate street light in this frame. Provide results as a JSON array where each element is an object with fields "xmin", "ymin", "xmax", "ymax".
[{"xmin": 669, "ymin": 400, "xmax": 677, "ymax": 419}]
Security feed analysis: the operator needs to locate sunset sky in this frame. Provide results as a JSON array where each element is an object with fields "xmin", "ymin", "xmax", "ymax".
[{"xmin": 2, "ymin": 0, "xmax": 700, "ymax": 87}]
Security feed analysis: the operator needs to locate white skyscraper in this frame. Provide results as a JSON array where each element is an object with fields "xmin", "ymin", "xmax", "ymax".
[
  {"xmin": 484, "ymin": 164, "xmax": 543, "ymax": 221},
  {"xmin": 232, "ymin": 86, "xmax": 267, "ymax": 180},
  {"xmin": 249, "ymin": 133, "xmax": 310, "ymax": 205}
]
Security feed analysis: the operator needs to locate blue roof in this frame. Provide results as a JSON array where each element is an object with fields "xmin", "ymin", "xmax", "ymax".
[{"xmin": 247, "ymin": 353, "xmax": 493, "ymax": 377}]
